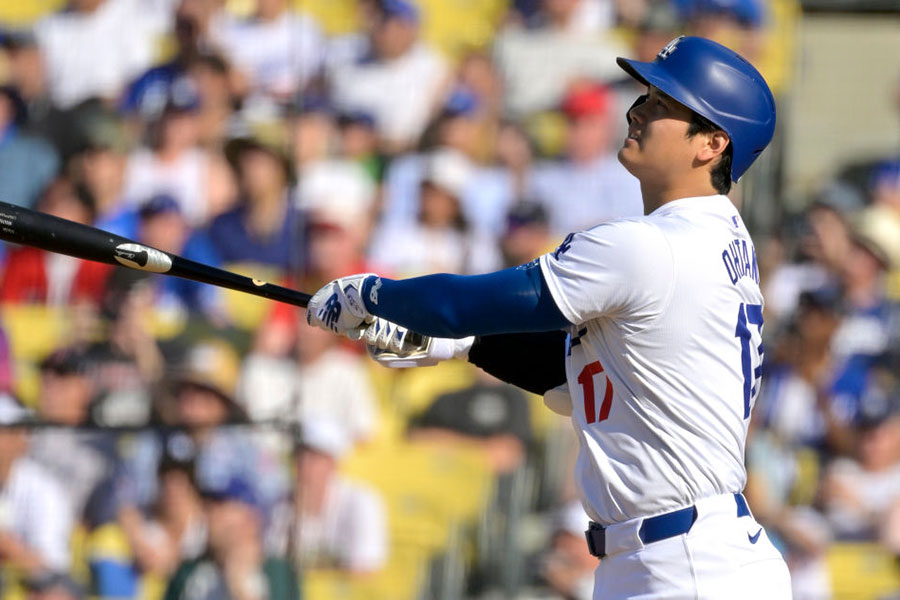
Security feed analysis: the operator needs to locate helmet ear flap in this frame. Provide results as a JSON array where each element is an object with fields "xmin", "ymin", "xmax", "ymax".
[{"xmin": 626, "ymin": 94, "xmax": 649, "ymax": 126}]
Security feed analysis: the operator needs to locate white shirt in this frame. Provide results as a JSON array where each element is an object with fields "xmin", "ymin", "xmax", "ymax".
[
  {"xmin": 34, "ymin": 0, "xmax": 170, "ymax": 109},
  {"xmin": 123, "ymin": 147, "xmax": 210, "ymax": 226},
  {"xmin": 0, "ymin": 457, "xmax": 74, "ymax": 570},
  {"xmin": 532, "ymin": 154, "xmax": 644, "ymax": 237},
  {"xmin": 329, "ymin": 42, "xmax": 449, "ymax": 147},
  {"xmin": 295, "ymin": 477, "xmax": 387, "ymax": 572},
  {"xmin": 216, "ymin": 11, "xmax": 324, "ymax": 99},
  {"xmin": 539, "ymin": 195, "xmax": 764, "ymax": 524}
]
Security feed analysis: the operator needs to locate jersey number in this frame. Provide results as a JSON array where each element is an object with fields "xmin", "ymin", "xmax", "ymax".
[
  {"xmin": 735, "ymin": 302, "xmax": 764, "ymax": 419},
  {"xmin": 578, "ymin": 361, "xmax": 614, "ymax": 424}
]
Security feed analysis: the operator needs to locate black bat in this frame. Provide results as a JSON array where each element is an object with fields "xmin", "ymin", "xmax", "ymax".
[{"xmin": 0, "ymin": 201, "xmax": 312, "ymax": 308}]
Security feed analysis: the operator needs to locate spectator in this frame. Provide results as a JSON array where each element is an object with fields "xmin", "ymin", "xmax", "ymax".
[
  {"xmin": 118, "ymin": 452, "xmax": 207, "ymax": 581},
  {"xmin": 821, "ymin": 390, "xmax": 900, "ymax": 548},
  {"xmin": 28, "ymin": 349, "xmax": 123, "ymax": 528},
  {"xmin": 0, "ymin": 394, "xmax": 74, "ymax": 576},
  {"xmin": 409, "ymin": 377, "xmax": 534, "ymax": 475},
  {"xmin": 531, "ymin": 82, "xmax": 643, "ymax": 235},
  {"xmin": 130, "ymin": 193, "xmax": 224, "ymax": 322},
  {"xmin": 120, "ymin": 0, "xmax": 218, "ymax": 122},
  {"xmin": 297, "ymin": 160, "xmax": 377, "ymax": 286},
  {"xmin": 124, "ymin": 340, "xmax": 288, "ymax": 516},
  {"xmin": 369, "ymin": 148, "xmax": 502, "ymax": 276},
  {"xmin": 207, "ymin": 129, "xmax": 300, "ymax": 273},
  {"xmin": 23, "ymin": 573, "xmax": 87, "ymax": 600},
  {"xmin": 536, "ymin": 501, "xmax": 596, "ymax": 600},
  {"xmin": 493, "ymin": 0, "xmax": 627, "ymax": 116},
  {"xmin": 285, "ymin": 419, "xmax": 387, "ymax": 573},
  {"xmin": 71, "ymin": 112, "xmax": 136, "ymax": 237},
  {"xmin": 164, "ymin": 476, "xmax": 300, "ymax": 600},
  {"xmin": 123, "ymin": 82, "xmax": 236, "ymax": 228},
  {"xmin": 0, "ymin": 85, "xmax": 59, "ymax": 208},
  {"xmin": 499, "ymin": 203, "xmax": 555, "ymax": 268},
  {"xmin": 215, "ymin": 0, "xmax": 325, "ymax": 106},
  {"xmin": 33, "ymin": 0, "xmax": 170, "ymax": 110},
  {"xmin": 0, "ymin": 177, "xmax": 112, "ymax": 306},
  {"xmin": 328, "ymin": 0, "xmax": 450, "ymax": 152},
  {"xmin": 238, "ymin": 318, "xmax": 378, "ymax": 446},
  {"xmin": 829, "ymin": 207, "xmax": 900, "ymax": 422}
]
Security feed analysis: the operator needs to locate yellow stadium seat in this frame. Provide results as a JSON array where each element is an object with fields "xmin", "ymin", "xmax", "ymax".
[
  {"xmin": 0, "ymin": 0, "xmax": 64, "ymax": 25},
  {"xmin": 827, "ymin": 542, "xmax": 900, "ymax": 600}
]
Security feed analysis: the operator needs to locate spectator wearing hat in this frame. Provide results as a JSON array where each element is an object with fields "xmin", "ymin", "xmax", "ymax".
[
  {"xmin": 499, "ymin": 202, "xmax": 555, "ymax": 268},
  {"xmin": 327, "ymin": 0, "xmax": 450, "ymax": 152},
  {"xmin": 0, "ymin": 177, "xmax": 111, "ymax": 306},
  {"xmin": 206, "ymin": 129, "xmax": 300, "ymax": 275},
  {"xmin": 0, "ymin": 394, "xmax": 74, "ymax": 576},
  {"xmin": 215, "ymin": 0, "xmax": 325, "ymax": 106},
  {"xmin": 370, "ymin": 148, "xmax": 502, "ymax": 277},
  {"xmin": 123, "ymin": 81, "xmax": 236, "ymax": 228},
  {"xmin": 164, "ymin": 475, "xmax": 300, "ymax": 600},
  {"xmin": 0, "ymin": 85, "xmax": 59, "ymax": 209},
  {"xmin": 122, "ymin": 340, "xmax": 287, "ymax": 520},
  {"xmin": 132, "ymin": 193, "xmax": 224, "ymax": 321},
  {"xmin": 530, "ymin": 81, "xmax": 643, "ymax": 236},
  {"xmin": 71, "ymin": 112, "xmax": 138, "ymax": 238},
  {"xmin": 826, "ymin": 207, "xmax": 900, "ymax": 424},
  {"xmin": 28, "ymin": 348, "xmax": 124, "ymax": 529},
  {"xmin": 278, "ymin": 418, "xmax": 387, "ymax": 573},
  {"xmin": 821, "ymin": 388, "xmax": 900, "ymax": 549}
]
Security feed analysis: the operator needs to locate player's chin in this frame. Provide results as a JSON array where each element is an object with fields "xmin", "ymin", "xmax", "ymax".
[{"xmin": 617, "ymin": 146, "xmax": 639, "ymax": 174}]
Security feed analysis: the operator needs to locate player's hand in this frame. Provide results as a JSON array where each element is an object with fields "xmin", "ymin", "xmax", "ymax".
[
  {"xmin": 306, "ymin": 273, "xmax": 376, "ymax": 338},
  {"xmin": 363, "ymin": 317, "xmax": 474, "ymax": 368}
]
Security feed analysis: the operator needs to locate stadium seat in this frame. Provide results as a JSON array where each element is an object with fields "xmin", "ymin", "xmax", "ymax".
[{"xmin": 827, "ymin": 542, "xmax": 900, "ymax": 599}]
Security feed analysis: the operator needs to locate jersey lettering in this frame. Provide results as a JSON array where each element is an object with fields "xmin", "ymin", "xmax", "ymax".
[
  {"xmin": 553, "ymin": 233, "xmax": 575, "ymax": 260},
  {"xmin": 721, "ymin": 239, "xmax": 759, "ymax": 285},
  {"xmin": 578, "ymin": 361, "xmax": 614, "ymax": 424},
  {"xmin": 734, "ymin": 302, "xmax": 764, "ymax": 418}
]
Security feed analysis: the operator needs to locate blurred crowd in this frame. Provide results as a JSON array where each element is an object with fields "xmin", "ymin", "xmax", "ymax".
[{"xmin": 0, "ymin": 0, "xmax": 896, "ymax": 599}]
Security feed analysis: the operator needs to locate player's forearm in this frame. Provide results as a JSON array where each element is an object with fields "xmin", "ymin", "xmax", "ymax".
[{"xmin": 361, "ymin": 264, "xmax": 569, "ymax": 338}]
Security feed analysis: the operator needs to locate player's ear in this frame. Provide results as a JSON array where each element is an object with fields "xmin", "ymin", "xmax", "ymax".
[{"xmin": 696, "ymin": 131, "xmax": 730, "ymax": 162}]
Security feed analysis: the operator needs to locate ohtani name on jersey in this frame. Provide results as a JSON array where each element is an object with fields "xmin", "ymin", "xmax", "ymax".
[{"xmin": 721, "ymin": 238, "xmax": 759, "ymax": 285}]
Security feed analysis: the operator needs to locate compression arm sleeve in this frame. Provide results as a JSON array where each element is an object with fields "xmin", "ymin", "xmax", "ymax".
[
  {"xmin": 361, "ymin": 264, "xmax": 571, "ymax": 338},
  {"xmin": 468, "ymin": 331, "xmax": 568, "ymax": 395}
]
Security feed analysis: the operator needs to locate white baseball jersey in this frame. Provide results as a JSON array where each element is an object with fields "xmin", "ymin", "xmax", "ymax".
[{"xmin": 539, "ymin": 195, "xmax": 764, "ymax": 525}]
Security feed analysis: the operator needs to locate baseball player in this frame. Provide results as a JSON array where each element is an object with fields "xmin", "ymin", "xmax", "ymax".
[{"xmin": 307, "ymin": 36, "xmax": 791, "ymax": 599}]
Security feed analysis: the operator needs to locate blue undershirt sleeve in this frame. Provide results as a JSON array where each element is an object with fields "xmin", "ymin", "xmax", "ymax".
[{"xmin": 360, "ymin": 263, "xmax": 572, "ymax": 338}]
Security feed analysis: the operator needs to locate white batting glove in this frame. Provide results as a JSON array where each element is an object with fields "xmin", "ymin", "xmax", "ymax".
[
  {"xmin": 306, "ymin": 273, "xmax": 376, "ymax": 338},
  {"xmin": 363, "ymin": 317, "xmax": 474, "ymax": 368}
]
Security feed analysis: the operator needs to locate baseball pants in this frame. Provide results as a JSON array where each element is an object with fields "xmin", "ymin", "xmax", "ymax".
[{"xmin": 590, "ymin": 493, "xmax": 792, "ymax": 599}]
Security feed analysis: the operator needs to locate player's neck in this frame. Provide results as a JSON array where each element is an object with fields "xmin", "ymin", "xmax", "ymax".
[{"xmin": 639, "ymin": 178, "xmax": 720, "ymax": 215}]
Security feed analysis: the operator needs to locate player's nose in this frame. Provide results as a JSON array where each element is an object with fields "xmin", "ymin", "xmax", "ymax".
[{"xmin": 626, "ymin": 93, "xmax": 649, "ymax": 126}]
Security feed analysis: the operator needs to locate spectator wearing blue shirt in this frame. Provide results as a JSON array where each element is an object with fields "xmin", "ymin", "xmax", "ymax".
[
  {"xmin": 207, "ymin": 132, "xmax": 300, "ymax": 274},
  {"xmin": 0, "ymin": 86, "xmax": 59, "ymax": 208}
]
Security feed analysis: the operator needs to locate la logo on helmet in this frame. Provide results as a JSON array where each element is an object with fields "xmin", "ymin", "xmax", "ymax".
[{"xmin": 657, "ymin": 36, "xmax": 685, "ymax": 60}]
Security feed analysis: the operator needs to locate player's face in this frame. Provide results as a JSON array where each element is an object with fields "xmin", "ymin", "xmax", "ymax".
[{"xmin": 617, "ymin": 86, "xmax": 698, "ymax": 185}]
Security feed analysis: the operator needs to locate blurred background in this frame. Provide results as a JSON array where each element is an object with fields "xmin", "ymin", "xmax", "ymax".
[{"xmin": 0, "ymin": 0, "xmax": 897, "ymax": 599}]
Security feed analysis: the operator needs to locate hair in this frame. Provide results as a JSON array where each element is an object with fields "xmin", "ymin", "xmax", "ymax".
[{"xmin": 686, "ymin": 112, "xmax": 733, "ymax": 195}]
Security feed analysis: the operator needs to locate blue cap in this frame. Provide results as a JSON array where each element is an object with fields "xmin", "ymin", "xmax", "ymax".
[
  {"xmin": 444, "ymin": 86, "xmax": 479, "ymax": 117},
  {"xmin": 617, "ymin": 36, "xmax": 776, "ymax": 182},
  {"xmin": 200, "ymin": 476, "xmax": 260, "ymax": 509},
  {"xmin": 380, "ymin": 0, "xmax": 420, "ymax": 22},
  {"xmin": 138, "ymin": 193, "xmax": 181, "ymax": 219}
]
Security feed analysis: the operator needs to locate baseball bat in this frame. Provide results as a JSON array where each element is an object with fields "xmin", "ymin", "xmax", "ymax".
[{"xmin": 0, "ymin": 201, "xmax": 312, "ymax": 308}]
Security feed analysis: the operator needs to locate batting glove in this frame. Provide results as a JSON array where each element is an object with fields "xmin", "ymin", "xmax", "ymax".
[
  {"xmin": 306, "ymin": 273, "xmax": 376, "ymax": 338},
  {"xmin": 363, "ymin": 317, "xmax": 474, "ymax": 368}
]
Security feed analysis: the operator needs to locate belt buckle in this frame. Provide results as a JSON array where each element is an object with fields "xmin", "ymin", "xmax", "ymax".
[{"xmin": 585, "ymin": 522, "xmax": 607, "ymax": 559}]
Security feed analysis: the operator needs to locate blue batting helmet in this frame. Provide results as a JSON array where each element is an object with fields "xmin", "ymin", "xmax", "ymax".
[{"xmin": 617, "ymin": 36, "xmax": 776, "ymax": 182}]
